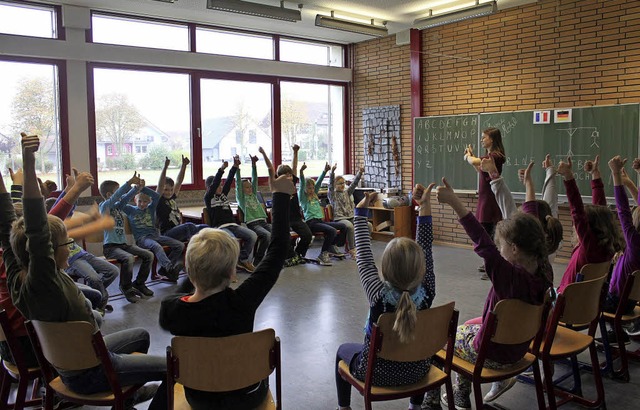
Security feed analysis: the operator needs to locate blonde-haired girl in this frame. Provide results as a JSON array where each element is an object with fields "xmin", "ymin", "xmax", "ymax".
[{"xmin": 335, "ymin": 184, "xmax": 437, "ymax": 410}]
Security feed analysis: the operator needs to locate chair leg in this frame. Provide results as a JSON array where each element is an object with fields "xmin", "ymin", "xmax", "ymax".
[
  {"xmin": 444, "ymin": 377, "xmax": 455, "ymax": 410},
  {"xmin": 531, "ymin": 360, "xmax": 547, "ymax": 410},
  {"xmin": 569, "ymin": 355, "xmax": 583, "ymax": 396},
  {"xmin": 14, "ymin": 377, "xmax": 28, "ymax": 410},
  {"xmin": 588, "ymin": 343, "xmax": 606, "ymax": 408},
  {"xmin": 612, "ymin": 321, "xmax": 630, "ymax": 382},
  {"xmin": 43, "ymin": 385, "xmax": 55, "ymax": 410},
  {"xmin": 472, "ymin": 379, "xmax": 484, "ymax": 410},
  {"xmin": 542, "ymin": 359, "xmax": 558, "ymax": 410},
  {"xmin": 0, "ymin": 369, "xmax": 11, "ymax": 409}
]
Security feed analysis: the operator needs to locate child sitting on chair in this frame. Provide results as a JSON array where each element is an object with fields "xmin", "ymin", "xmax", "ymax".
[
  {"xmin": 159, "ymin": 171, "xmax": 294, "ymax": 409},
  {"xmin": 328, "ymin": 163, "xmax": 366, "ymax": 259},
  {"xmin": 335, "ymin": 184, "xmax": 437, "ymax": 410},
  {"xmin": 99, "ymin": 173, "xmax": 155, "ymax": 303},
  {"xmin": 235, "ymin": 147, "xmax": 273, "ymax": 265},
  {"xmin": 156, "ymin": 156, "xmax": 208, "ymax": 242},
  {"xmin": 123, "ymin": 179, "xmax": 184, "ymax": 282}
]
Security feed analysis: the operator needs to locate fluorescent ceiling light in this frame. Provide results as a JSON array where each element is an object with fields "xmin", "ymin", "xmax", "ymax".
[
  {"xmin": 153, "ymin": 0, "xmax": 177, "ymax": 3},
  {"xmin": 414, "ymin": 1, "xmax": 497, "ymax": 29},
  {"xmin": 206, "ymin": 0, "xmax": 302, "ymax": 22},
  {"xmin": 315, "ymin": 12, "xmax": 388, "ymax": 37}
]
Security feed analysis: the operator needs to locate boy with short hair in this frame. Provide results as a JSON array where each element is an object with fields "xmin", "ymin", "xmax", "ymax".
[
  {"xmin": 204, "ymin": 155, "xmax": 257, "ymax": 272},
  {"xmin": 235, "ymin": 147, "xmax": 273, "ymax": 265},
  {"xmin": 123, "ymin": 179, "xmax": 184, "ymax": 282},
  {"xmin": 99, "ymin": 173, "xmax": 155, "ymax": 303},
  {"xmin": 156, "ymin": 155, "xmax": 208, "ymax": 241}
]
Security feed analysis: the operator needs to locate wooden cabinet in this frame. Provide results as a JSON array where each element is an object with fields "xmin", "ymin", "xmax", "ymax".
[{"xmin": 369, "ymin": 205, "xmax": 416, "ymax": 242}]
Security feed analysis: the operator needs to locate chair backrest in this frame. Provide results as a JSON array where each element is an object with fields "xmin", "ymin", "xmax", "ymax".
[
  {"xmin": 577, "ymin": 260, "xmax": 611, "ymax": 282},
  {"xmin": 170, "ymin": 328, "xmax": 278, "ymax": 392},
  {"xmin": 202, "ymin": 207, "xmax": 211, "ymax": 226},
  {"xmin": 626, "ymin": 271, "xmax": 640, "ymax": 302},
  {"xmin": 558, "ymin": 275, "xmax": 607, "ymax": 326},
  {"xmin": 491, "ymin": 299, "xmax": 546, "ymax": 345},
  {"xmin": 30, "ymin": 320, "xmax": 101, "ymax": 371},
  {"xmin": 375, "ymin": 302, "xmax": 456, "ymax": 362},
  {"xmin": 324, "ymin": 204, "xmax": 334, "ymax": 222}
]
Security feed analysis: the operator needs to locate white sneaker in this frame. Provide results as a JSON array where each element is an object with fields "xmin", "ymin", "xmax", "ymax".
[
  {"xmin": 624, "ymin": 319, "xmax": 640, "ymax": 337},
  {"xmin": 317, "ymin": 251, "xmax": 332, "ymax": 266},
  {"xmin": 483, "ymin": 377, "xmax": 517, "ymax": 402}
]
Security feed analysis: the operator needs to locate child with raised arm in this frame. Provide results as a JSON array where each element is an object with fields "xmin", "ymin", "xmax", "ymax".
[
  {"xmin": 156, "ymin": 156, "xmax": 208, "ymax": 242},
  {"xmin": 328, "ymin": 163, "xmax": 365, "ymax": 259},
  {"xmin": 124, "ymin": 178, "xmax": 185, "ymax": 282},
  {"xmin": 557, "ymin": 156, "xmax": 624, "ymax": 291},
  {"xmin": 434, "ymin": 177, "xmax": 550, "ymax": 409},
  {"xmin": 99, "ymin": 172, "xmax": 155, "ymax": 303},
  {"xmin": 276, "ymin": 144, "xmax": 313, "ymax": 267},
  {"xmin": 299, "ymin": 162, "xmax": 347, "ymax": 266},
  {"xmin": 2, "ymin": 134, "xmax": 166, "ymax": 408},
  {"xmin": 602, "ymin": 156, "xmax": 640, "ymax": 340},
  {"xmin": 159, "ymin": 171, "xmax": 294, "ymax": 409},
  {"xmin": 204, "ymin": 156, "xmax": 258, "ymax": 272},
  {"xmin": 335, "ymin": 184, "xmax": 437, "ymax": 410},
  {"xmin": 236, "ymin": 147, "xmax": 272, "ymax": 265}
]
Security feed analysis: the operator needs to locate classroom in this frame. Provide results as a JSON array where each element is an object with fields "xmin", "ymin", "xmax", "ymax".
[{"xmin": 0, "ymin": 0, "xmax": 639, "ymax": 409}]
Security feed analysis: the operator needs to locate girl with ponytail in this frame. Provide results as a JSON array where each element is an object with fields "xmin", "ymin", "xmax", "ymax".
[{"xmin": 335, "ymin": 184, "xmax": 437, "ymax": 410}]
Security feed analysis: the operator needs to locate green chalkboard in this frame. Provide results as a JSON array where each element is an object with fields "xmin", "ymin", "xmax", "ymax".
[
  {"xmin": 413, "ymin": 114, "xmax": 479, "ymax": 190},
  {"xmin": 480, "ymin": 105, "xmax": 640, "ymax": 197}
]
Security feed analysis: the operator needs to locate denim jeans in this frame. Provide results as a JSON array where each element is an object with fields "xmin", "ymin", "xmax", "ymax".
[
  {"xmin": 247, "ymin": 220, "xmax": 271, "ymax": 264},
  {"xmin": 60, "ymin": 328, "xmax": 166, "ymax": 401},
  {"xmin": 76, "ymin": 283, "xmax": 103, "ymax": 309},
  {"xmin": 306, "ymin": 219, "xmax": 347, "ymax": 252},
  {"xmin": 164, "ymin": 223, "xmax": 209, "ymax": 243},
  {"xmin": 335, "ymin": 343, "xmax": 424, "ymax": 407},
  {"xmin": 335, "ymin": 218, "xmax": 355, "ymax": 249},
  {"xmin": 136, "ymin": 234, "xmax": 184, "ymax": 270},
  {"xmin": 66, "ymin": 254, "xmax": 119, "ymax": 308},
  {"xmin": 221, "ymin": 224, "xmax": 257, "ymax": 262},
  {"xmin": 104, "ymin": 244, "xmax": 154, "ymax": 289}
]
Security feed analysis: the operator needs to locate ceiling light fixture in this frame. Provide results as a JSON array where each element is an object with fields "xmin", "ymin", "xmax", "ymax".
[
  {"xmin": 413, "ymin": 0, "xmax": 497, "ymax": 29},
  {"xmin": 152, "ymin": 0, "xmax": 177, "ymax": 3},
  {"xmin": 206, "ymin": 0, "xmax": 302, "ymax": 22},
  {"xmin": 315, "ymin": 11, "xmax": 388, "ymax": 37}
]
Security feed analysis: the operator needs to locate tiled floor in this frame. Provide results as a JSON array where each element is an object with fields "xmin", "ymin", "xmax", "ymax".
[{"xmin": 21, "ymin": 238, "xmax": 640, "ymax": 409}]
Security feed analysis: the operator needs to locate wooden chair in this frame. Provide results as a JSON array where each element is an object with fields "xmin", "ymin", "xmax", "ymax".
[
  {"xmin": 539, "ymin": 274, "xmax": 608, "ymax": 409},
  {"xmin": 436, "ymin": 299, "xmax": 548, "ymax": 410},
  {"xmin": 339, "ymin": 302, "xmax": 458, "ymax": 410},
  {"xmin": 576, "ymin": 260, "xmax": 611, "ymax": 282},
  {"xmin": 0, "ymin": 310, "xmax": 41, "ymax": 409},
  {"xmin": 599, "ymin": 270, "xmax": 640, "ymax": 382},
  {"xmin": 166, "ymin": 328, "xmax": 281, "ymax": 410},
  {"xmin": 24, "ymin": 320, "xmax": 143, "ymax": 410}
]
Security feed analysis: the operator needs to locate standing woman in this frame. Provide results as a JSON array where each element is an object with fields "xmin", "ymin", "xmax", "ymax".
[{"xmin": 463, "ymin": 127, "xmax": 506, "ymax": 278}]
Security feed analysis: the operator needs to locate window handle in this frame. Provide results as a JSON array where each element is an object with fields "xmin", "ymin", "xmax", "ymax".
[{"xmin": 197, "ymin": 127, "xmax": 201, "ymax": 138}]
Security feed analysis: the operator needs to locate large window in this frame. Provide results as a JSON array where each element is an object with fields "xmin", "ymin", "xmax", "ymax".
[
  {"xmin": 0, "ymin": 1, "xmax": 57, "ymax": 38},
  {"xmin": 91, "ymin": 14, "xmax": 189, "ymax": 51},
  {"xmin": 0, "ymin": 59, "xmax": 63, "ymax": 187},
  {"xmin": 281, "ymin": 82, "xmax": 344, "ymax": 176},
  {"xmin": 280, "ymin": 39, "xmax": 344, "ymax": 67},
  {"xmin": 200, "ymin": 79, "xmax": 273, "ymax": 178},
  {"xmin": 196, "ymin": 28, "xmax": 273, "ymax": 59},
  {"xmin": 92, "ymin": 68, "xmax": 192, "ymax": 186}
]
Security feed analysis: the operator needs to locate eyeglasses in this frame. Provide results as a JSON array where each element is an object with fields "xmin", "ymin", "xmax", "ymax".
[{"xmin": 57, "ymin": 238, "xmax": 75, "ymax": 248}]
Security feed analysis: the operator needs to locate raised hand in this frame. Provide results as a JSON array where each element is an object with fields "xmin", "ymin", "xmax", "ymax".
[
  {"xmin": 8, "ymin": 167, "xmax": 23, "ymax": 185},
  {"xmin": 292, "ymin": 144, "xmax": 300, "ymax": 153},
  {"xmin": 331, "ymin": 163, "xmax": 337, "ymax": 172},
  {"xmin": 632, "ymin": 158, "xmax": 640, "ymax": 173},
  {"xmin": 164, "ymin": 156, "xmax": 171, "ymax": 169},
  {"xmin": 75, "ymin": 172, "xmax": 94, "ymax": 191},
  {"xmin": 608, "ymin": 155, "xmax": 627, "ymax": 173},
  {"xmin": 21, "ymin": 133, "xmax": 40, "ymax": 156},
  {"xmin": 128, "ymin": 171, "xmax": 141, "ymax": 186},
  {"xmin": 269, "ymin": 174, "xmax": 295, "ymax": 195},
  {"xmin": 436, "ymin": 177, "xmax": 457, "ymax": 206},
  {"xmin": 300, "ymin": 162, "xmax": 307, "ymax": 173},
  {"xmin": 88, "ymin": 202, "xmax": 101, "ymax": 220},
  {"xmin": 258, "ymin": 146, "xmax": 266, "ymax": 155},
  {"xmin": 413, "ymin": 183, "xmax": 436, "ymax": 207},
  {"xmin": 359, "ymin": 165, "xmax": 365, "ymax": 173},
  {"xmin": 138, "ymin": 179, "xmax": 146, "ymax": 190},
  {"xmin": 221, "ymin": 160, "xmax": 229, "ymax": 170},
  {"xmin": 356, "ymin": 191, "xmax": 378, "ymax": 209},
  {"xmin": 480, "ymin": 156, "xmax": 498, "ymax": 175},
  {"xmin": 250, "ymin": 154, "xmax": 259, "ymax": 164},
  {"xmin": 542, "ymin": 153, "xmax": 554, "ymax": 169},
  {"xmin": 522, "ymin": 161, "xmax": 535, "ymax": 185},
  {"xmin": 324, "ymin": 162, "xmax": 331, "ymax": 173},
  {"xmin": 464, "ymin": 144, "xmax": 474, "ymax": 159},
  {"xmin": 557, "ymin": 157, "xmax": 573, "ymax": 180},
  {"xmin": 584, "ymin": 154, "xmax": 601, "ymax": 179},
  {"xmin": 233, "ymin": 155, "xmax": 241, "ymax": 168}
]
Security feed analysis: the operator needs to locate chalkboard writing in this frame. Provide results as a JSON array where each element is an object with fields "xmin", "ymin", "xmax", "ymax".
[
  {"xmin": 480, "ymin": 105, "xmax": 639, "ymax": 197},
  {"xmin": 413, "ymin": 114, "xmax": 479, "ymax": 190}
]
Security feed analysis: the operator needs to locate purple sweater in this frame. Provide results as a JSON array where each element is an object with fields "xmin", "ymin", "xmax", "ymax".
[
  {"xmin": 460, "ymin": 205, "xmax": 547, "ymax": 364},
  {"xmin": 609, "ymin": 186, "xmax": 640, "ymax": 297}
]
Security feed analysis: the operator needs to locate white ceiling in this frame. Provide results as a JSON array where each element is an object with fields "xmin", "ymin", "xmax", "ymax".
[{"xmin": 46, "ymin": 0, "xmax": 538, "ymax": 44}]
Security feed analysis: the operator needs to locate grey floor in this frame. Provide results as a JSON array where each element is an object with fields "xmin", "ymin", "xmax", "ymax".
[{"xmin": 50, "ymin": 239, "xmax": 640, "ymax": 409}]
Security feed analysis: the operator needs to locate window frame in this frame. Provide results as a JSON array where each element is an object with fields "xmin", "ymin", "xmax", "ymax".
[
  {"xmin": 0, "ymin": 0, "xmax": 65, "ymax": 40},
  {"xmin": 0, "ymin": 54, "xmax": 71, "ymax": 185}
]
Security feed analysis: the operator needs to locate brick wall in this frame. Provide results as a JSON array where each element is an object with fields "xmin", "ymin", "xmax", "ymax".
[{"xmin": 352, "ymin": 0, "xmax": 640, "ymax": 261}]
